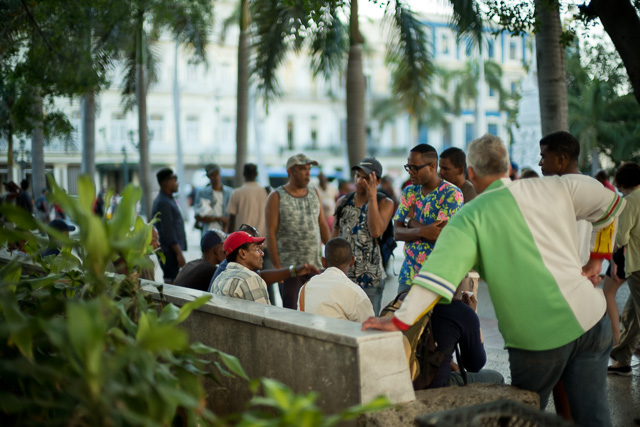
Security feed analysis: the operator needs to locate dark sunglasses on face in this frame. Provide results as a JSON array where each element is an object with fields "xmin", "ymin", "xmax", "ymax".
[
  {"xmin": 404, "ymin": 163, "xmax": 431, "ymax": 173},
  {"xmin": 239, "ymin": 224, "xmax": 260, "ymax": 237}
]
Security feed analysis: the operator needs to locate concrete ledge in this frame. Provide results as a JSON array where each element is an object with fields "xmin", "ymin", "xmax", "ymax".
[
  {"xmin": 143, "ymin": 283, "xmax": 416, "ymax": 415},
  {"xmin": 359, "ymin": 384, "xmax": 540, "ymax": 426}
]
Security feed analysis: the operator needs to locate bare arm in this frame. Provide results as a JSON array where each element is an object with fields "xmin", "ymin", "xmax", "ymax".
[
  {"xmin": 259, "ymin": 263, "xmax": 320, "ymax": 285},
  {"xmin": 265, "ymin": 191, "xmax": 282, "ymax": 269},
  {"xmin": 316, "ymin": 188, "xmax": 331, "ymax": 244},
  {"xmin": 394, "ymin": 219, "xmax": 446, "ymax": 243},
  {"xmin": 227, "ymin": 214, "xmax": 236, "ymax": 233},
  {"xmin": 331, "ymin": 195, "xmax": 345, "ymax": 238},
  {"xmin": 368, "ymin": 196, "xmax": 394, "ymax": 239}
]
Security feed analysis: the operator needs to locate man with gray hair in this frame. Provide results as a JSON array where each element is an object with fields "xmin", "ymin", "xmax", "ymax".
[{"xmin": 363, "ymin": 134, "xmax": 624, "ymax": 427}]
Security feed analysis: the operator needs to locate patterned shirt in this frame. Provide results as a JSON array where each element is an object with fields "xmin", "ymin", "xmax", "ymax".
[
  {"xmin": 394, "ymin": 181, "xmax": 463, "ymax": 286},
  {"xmin": 336, "ymin": 197, "xmax": 385, "ymax": 289},
  {"xmin": 275, "ymin": 185, "xmax": 323, "ymax": 267},
  {"xmin": 209, "ymin": 262, "xmax": 270, "ymax": 304}
]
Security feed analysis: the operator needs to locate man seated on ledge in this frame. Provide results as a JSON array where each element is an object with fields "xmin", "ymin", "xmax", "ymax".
[
  {"xmin": 174, "ymin": 229, "xmax": 227, "ymax": 292},
  {"xmin": 210, "ymin": 231, "xmax": 270, "ymax": 304},
  {"xmin": 297, "ymin": 237, "xmax": 374, "ymax": 323},
  {"xmin": 210, "ymin": 224, "xmax": 320, "ymax": 303}
]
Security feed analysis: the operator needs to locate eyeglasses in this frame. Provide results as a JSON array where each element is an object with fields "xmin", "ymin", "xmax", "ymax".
[
  {"xmin": 240, "ymin": 224, "xmax": 260, "ymax": 237},
  {"xmin": 404, "ymin": 163, "xmax": 431, "ymax": 173}
]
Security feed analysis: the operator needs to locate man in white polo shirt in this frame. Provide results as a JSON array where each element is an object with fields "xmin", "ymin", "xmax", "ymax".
[{"xmin": 363, "ymin": 134, "xmax": 624, "ymax": 427}]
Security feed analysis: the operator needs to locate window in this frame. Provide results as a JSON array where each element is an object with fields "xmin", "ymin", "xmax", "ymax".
[
  {"xmin": 111, "ymin": 113, "xmax": 127, "ymax": 145},
  {"xmin": 443, "ymin": 123, "xmax": 452, "ymax": 149},
  {"xmin": 488, "ymin": 124, "xmax": 498, "ymax": 136},
  {"xmin": 465, "ymin": 38, "xmax": 473, "ymax": 57},
  {"xmin": 488, "ymin": 40, "xmax": 495, "ymax": 59},
  {"xmin": 509, "ymin": 41, "xmax": 517, "ymax": 60},
  {"xmin": 221, "ymin": 117, "xmax": 234, "ymax": 145},
  {"xmin": 511, "ymin": 81, "xmax": 518, "ymax": 96},
  {"xmin": 186, "ymin": 116, "xmax": 199, "ymax": 145},
  {"xmin": 441, "ymin": 34, "xmax": 450, "ymax": 55},
  {"xmin": 489, "ymin": 87, "xmax": 495, "ymax": 97},
  {"xmin": 287, "ymin": 115, "xmax": 294, "ymax": 150},
  {"xmin": 465, "ymin": 123, "xmax": 474, "ymax": 146},
  {"xmin": 187, "ymin": 64, "xmax": 198, "ymax": 82},
  {"xmin": 148, "ymin": 114, "xmax": 164, "ymax": 143},
  {"xmin": 310, "ymin": 116, "xmax": 318, "ymax": 149}
]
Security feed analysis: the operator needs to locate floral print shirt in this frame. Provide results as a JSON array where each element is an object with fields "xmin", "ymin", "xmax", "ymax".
[{"xmin": 393, "ymin": 181, "xmax": 463, "ymax": 287}]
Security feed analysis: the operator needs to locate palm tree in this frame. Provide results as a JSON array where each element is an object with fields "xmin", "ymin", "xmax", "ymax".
[
  {"xmin": 118, "ymin": 0, "xmax": 212, "ymax": 218},
  {"xmin": 251, "ymin": 0, "xmax": 483, "ymax": 169}
]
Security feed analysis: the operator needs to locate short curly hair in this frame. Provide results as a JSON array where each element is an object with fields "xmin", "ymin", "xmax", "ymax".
[{"xmin": 614, "ymin": 162, "xmax": 640, "ymax": 189}]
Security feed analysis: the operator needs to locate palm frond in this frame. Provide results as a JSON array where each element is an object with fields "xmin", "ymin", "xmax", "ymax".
[
  {"xmin": 251, "ymin": 0, "xmax": 307, "ymax": 105},
  {"xmin": 220, "ymin": 3, "xmax": 240, "ymax": 43},
  {"xmin": 308, "ymin": 3, "xmax": 348, "ymax": 80},
  {"xmin": 384, "ymin": 0, "xmax": 434, "ymax": 117},
  {"xmin": 449, "ymin": 0, "xmax": 484, "ymax": 46}
]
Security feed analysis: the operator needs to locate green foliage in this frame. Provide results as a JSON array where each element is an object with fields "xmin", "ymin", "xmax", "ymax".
[
  {"xmin": 1, "ymin": 176, "xmax": 391, "ymax": 425},
  {"xmin": 566, "ymin": 45, "xmax": 640, "ymax": 168},
  {"xmin": 237, "ymin": 378, "xmax": 390, "ymax": 426},
  {"xmin": 0, "ymin": 176, "xmax": 241, "ymax": 426}
]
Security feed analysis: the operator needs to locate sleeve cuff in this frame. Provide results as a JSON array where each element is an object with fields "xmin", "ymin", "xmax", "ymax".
[
  {"xmin": 392, "ymin": 316, "xmax": 410, "ymax": 331},
  {"xmin": 590, "ymin": 252, "xmax": 612, "ymax": 261}
]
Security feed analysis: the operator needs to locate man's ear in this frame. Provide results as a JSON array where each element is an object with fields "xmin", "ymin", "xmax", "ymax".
[
  {"xmin": 468, "ymin": 166, "xmax": 477, "ymax": 185},
  {"xmin": 321, "ymin": 257, "xmax": 327, "ymax": 268},
  {"xmin": 349, "ymin": 255, "xmax": 355, "ymax": 268}
]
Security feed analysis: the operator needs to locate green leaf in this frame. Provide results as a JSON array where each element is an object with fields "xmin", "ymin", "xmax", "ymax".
[
  {"xmin": 176, "ymin": 295, "xmax": 212, "ymax": 324},
  {"xmin": 77, "ymin": 175, "xmax": 96, "ymax": 216},
  {"xmin": 213, "ymin": 349, "xmax": 249, "ymax": 380},
  {"xmin": 0, "ymin": 260, "xmax": 22, "ymax": 285},
  {"xmin": 158, "ymin": 303, "xmax": 181, "ymax": 324}
]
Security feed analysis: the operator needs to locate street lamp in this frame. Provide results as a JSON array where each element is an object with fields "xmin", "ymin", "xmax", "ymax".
[{"xmin": 13, "ymin": 140, "xmax": 31, "ymax": 180}]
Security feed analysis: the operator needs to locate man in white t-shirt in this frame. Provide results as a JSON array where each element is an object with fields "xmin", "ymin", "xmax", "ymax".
[{"xmin": 298, "ymin": 237, "xmax": 374, "ymax": 323}]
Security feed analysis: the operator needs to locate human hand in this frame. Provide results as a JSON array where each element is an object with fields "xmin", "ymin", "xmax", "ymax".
[
  {"xmin": 582, "ymin": 258, "xmax": 603, "ymax": 287},
  {"xmin": 461, "ymin": 291, "xmax": 478, "ymax": 312},
  {"xmin": 362, "ymin": 316, "xmax": 401, "ymax": 331},
  {"xmin": 296, "ymin": 263, "xmax": 320, "ymax": 276},
  {"xmin": 365, "ymin": 172, "xmax": 378, "ymax": 199},
  {"xmin": 418, "ymin": 220, "xmax": 447, "ymax": 241}
]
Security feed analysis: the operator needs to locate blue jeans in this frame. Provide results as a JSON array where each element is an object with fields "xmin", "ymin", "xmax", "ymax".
[
  {"xmin": 508, "ymin": 315, "xmax": 613, "ymax": 427},
  {"xmin": 449, "ymin": 369, "xmax": 504, "ymax": 386},
  {"xmin": 364, "ymin": 285, "xmax": 384, "ymax": 316}
]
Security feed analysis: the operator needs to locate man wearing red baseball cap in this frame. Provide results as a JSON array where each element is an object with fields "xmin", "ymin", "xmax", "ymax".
[{"xmin": 209, "ymin": 231, "xmax": 270, "ymax": 304}]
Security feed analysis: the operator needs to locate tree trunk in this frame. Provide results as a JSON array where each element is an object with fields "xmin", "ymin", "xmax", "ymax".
[
  {"xmin": 534, "ymin": 0, "xmax": 569, "ymax": 136},
  {"xmin": 346, "ymin": 0, "xmax": 366, "ymax": 169},
  {"xmin": 173, "ymin": 40, "xmax": 187, "ymax": 217},
  {"xmin": 81, "ymin": 89, "xmax": 96, "ymax": 184},
  {"xmin": 235, "ymin": 0, "xmax": 250, "ymax": 188},
  {"xmin": 587, "ymin": 0, "xmax": 640, "ymax": 105},
  {"xmin": 136, "ymin": 16, "xmax": 152, "ymax": 219},
  {"xmin": 31, "ymin": 93, "xmax": 46, "ymax": 196}
]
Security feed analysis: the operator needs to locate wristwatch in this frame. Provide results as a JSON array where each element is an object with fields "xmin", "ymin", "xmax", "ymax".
[{"xmin": 404, "ymin": 216, "xmax": 411, "ymax": 228}]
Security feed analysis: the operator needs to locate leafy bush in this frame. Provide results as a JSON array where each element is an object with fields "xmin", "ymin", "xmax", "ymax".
[{"xmin": 0, "ymin": 175, "xmax": 390, "ymax": 426}]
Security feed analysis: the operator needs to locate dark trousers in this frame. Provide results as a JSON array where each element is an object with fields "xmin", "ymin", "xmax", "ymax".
[
  {"xmin": 160, "ymin": 248, "xmax": 180, "ymax": 282},
  {"xmin": 279, "ymin": 275, "xmax": 312, "ymax": 309}
]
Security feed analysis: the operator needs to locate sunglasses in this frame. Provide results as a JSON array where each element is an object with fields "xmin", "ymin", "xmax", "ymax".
[
  {"xmin": 404, "ymin": 163, "xmax": 432, "ymax": 173},
  {"xmin": 239, "ymin": 224, "xmax": 260, "ymax": 237}
]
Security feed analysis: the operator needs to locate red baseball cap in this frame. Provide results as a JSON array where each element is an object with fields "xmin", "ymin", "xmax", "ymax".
[{"xmin": 223, "ymin": 231, "xmax": 266, "ymax": 255}]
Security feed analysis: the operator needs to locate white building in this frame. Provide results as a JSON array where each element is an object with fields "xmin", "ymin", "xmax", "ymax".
[{"xmin": 1, "ymin": 5, "xmax": 535, "ymax": 195}]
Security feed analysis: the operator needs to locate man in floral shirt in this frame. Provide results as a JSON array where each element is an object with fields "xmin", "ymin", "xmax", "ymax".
[{"xmin": 394, "ymin": 144, "xmax": 463, "ymax": 294}]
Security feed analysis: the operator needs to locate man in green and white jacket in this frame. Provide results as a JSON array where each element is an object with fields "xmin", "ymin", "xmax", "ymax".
[{"xmin": 364, "ymin": 134, "xmax": 624, "ymax": 427}]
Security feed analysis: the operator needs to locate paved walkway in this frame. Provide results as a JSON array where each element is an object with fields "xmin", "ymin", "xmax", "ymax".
[{"xmin": 182, "ymin": 212, "xmax": 639, "ymax": 425}]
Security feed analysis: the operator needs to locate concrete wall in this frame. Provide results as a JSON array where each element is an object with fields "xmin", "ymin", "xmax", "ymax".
[{"xmin": 143, "ymin": 283, "xmax": 415, "ymax": 415}]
